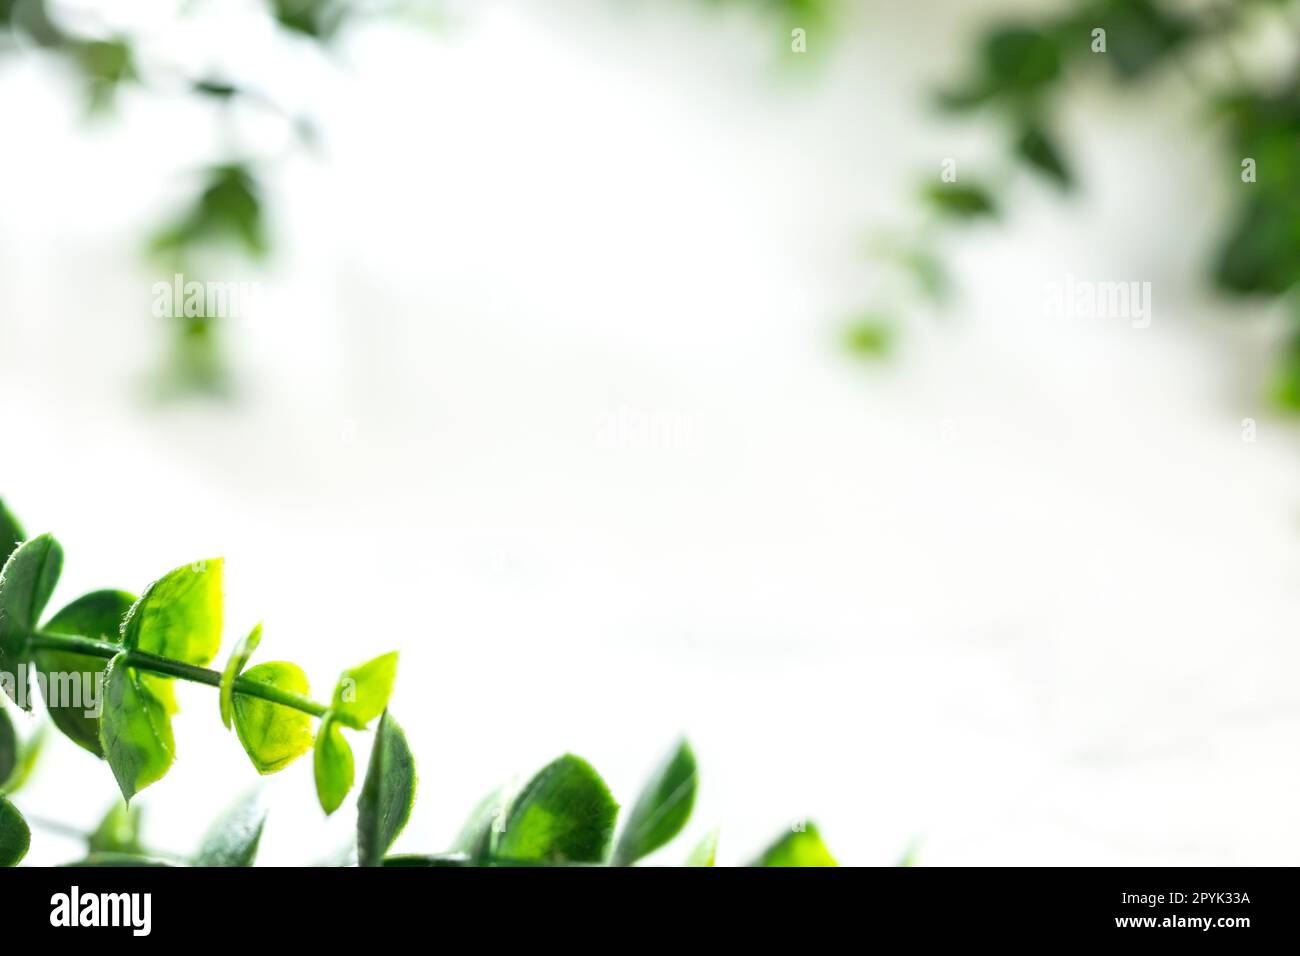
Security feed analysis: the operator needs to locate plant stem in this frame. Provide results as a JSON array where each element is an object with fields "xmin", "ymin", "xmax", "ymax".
[{"xmin": 27, "ymin": 631, "xmax": 328, "ymax": 718}]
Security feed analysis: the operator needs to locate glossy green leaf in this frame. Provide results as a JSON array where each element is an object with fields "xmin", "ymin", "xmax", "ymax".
[
  {"xmin": 331, "ymin": 651, "xmax": 398, "ymax": 730},
  {"xmin": 451, "ymin": 786, "xmax": 511, "ymax": 863},
  {"xmin": 496, "ymin": 754, "xmax": 618, "ymax": 865},
  {"xmin": 232, "ymin": 662, "xmax": 314, "ymax": 774},
  {"xmin": 220, "ymin": 622, "xmax": 262, "ymax": 730},
  {"xmin": 752, "ymin": 823, "xmax": 838, "ymax": 867},
  {"xmin": 0, "ymin": 796, "xmax": 30, "ymax": 866},
  {"xmin": 613, "ymin": 738, "xmax": 698, "ymax": 866},
  {"xmin": 313, "ymin": 715, "xmax": 354, "ymax": 815},
  {"xmin": 0, "ymin": 705, "xmax": 16, "ymax": 787},
  {"xmin": 357, "ymin": 712, "xmax": 416, "ymax": 867},
  {"xmin": 99, "ymin": 653, "xmax": 175, "ymax": 801},
  {"xmin": 0, "ymin": 534, "xmax": 63, "ymax": 705},
  {"xmin": 0, "ymin": 501, "xmax": 22, "ymax": 566},
  {"xmin": 37, "ymin": 590, "xmax": 135, "ymax": 756},
  {"xmin": 88, "ymin": 802, "xmax": 145, "ymax": 856},
  {"xmin": 122, "ymin": 558, "xmax": 223, "ymax": 667},
  {"xmin": 195, "ymin": 791, "xmax": 265, "ymax": 867},
  {"xmin": 685, "ymin": 827, "xmax": 719, "ymax": 867}
]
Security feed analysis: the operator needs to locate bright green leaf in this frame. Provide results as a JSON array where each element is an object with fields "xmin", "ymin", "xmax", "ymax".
[
  {"xmin": 357, "ymin": 712, "xmax": 416, "ymax": 867},
  {"xmin": 685, "ymin": 827, "xmax": 719, "ymax": 867},
  {"xmin": 496, "ymin": 754, "xmax": 618, "ymax": 865},
  {"xmin": 613, "ymin": 738, "xmax": 697, "ymax": 866},
  {"xmin": 313, "ymin": 715, "xmax": 354, "ymax": 815},
  {"xmin": 220, "ymin": 622, "xmax": 262, "ymax": 730},
  {"xmin": 0, "ymin": 796, "xmax": 30, "ymax": 866},
  {"xmin": 122, "ymin": 558, "xmax": 224, "ymax": 667},
  {"xmin": 0, "ymin": 534, "xmax": 63, "ymax": 706},
  {"xmin": 331, "ymin": 651, "xmax": 398, "ymax": 730},
  {"xmin": 752, "ymin": 822, "xmax": 838, "ymax": 867},
  {"xmin": 232, "ymin": 662, "xmax": 314, "ymax": 774},
  {"xmin": 99, "ymin": 653, "xmax": 175, "ymax": 801},
  {"xmin": 0, "ymin": 705, "xmax": 16, "ymax": 787},
  {"xmin": 37, "ymin": 590, "xmax": 135, "ymax": 756},
  {"xmin": 195, "ymin": 790, "xmax": 265, "ymax": 867}
]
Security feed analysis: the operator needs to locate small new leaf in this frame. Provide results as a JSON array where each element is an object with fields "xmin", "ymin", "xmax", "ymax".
[
  {"xmin": 613, "ymin": 738, "xmax": 698, "ymax": 866},
  {"xmin": 357, "ymin": 712, "xmax": 416, "ymax": 866},
  {"xmin": 685, "ymin": 827, "xmax": 719, "ymax": 867},
  {"xmin": 232, "ymin": 662, "xmax": 314, "ymax": 774},
  {"xmin": 313, "ymin": 715, "xmax": 354, "ymax": 815},
  {"xmin": 752, "ymin": 823, "xmax": 838, "ymax": 867},
  {"xmin": 122, "ymin": 559, "xmax": 224, "ymax": 667},
  {"xmin": 330, "ymin": 651, "xmax": 398, "ymax": 729},
  {"xmin": 0, "ymin": 796, "xmax": 30, "ymax": 866},
  {"xmin": 496, "ymin": 754, "xmax": 618, "ymax": 865},
  {"xmin": 220, "ymin": 622, "xmax": 262, "ymax": 730},
  {"xmin": 99, "ymin": 654, "xmax": 176, "ymax": 801}
]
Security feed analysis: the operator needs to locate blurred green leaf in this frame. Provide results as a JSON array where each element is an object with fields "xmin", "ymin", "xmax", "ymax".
[
  {"xmin": 450, "ymin": 787, "xmax": 510, "ymax": 863},
  {"xmin": 496, "ymin": 754, "xmax": 618, "ymax": 865},
  {"xmin": 752, "ymin": 822, "xmax": 838, "ymax": 867},
  {"xmin": 88, "ymin": 802, "xmax": 145, "ymax": 856},
  {"xmin": 613, "ymin": 738, "xmax": 697, "ymax": 866},
  {"xmin": 685, "ymin": 827, "xmax": 719, "ymax": 867},
  {"xmin": 1014, "ymin": 121, "xmax": 1073, "ymax": 190},
  {"xmin": 921, "ymin": 181, "xmax": 998, "ymax": 220},
  {"xmin": 0, "ymin": 501, "xmax": 22, "ymax": 567},
  {"xmin": 195, "ymin": 791, "xmax": 266, "ymax": 867},
  {"xmin": 842, "ymin": 317, "xmax": 895, "ymax": 360},
  {"xmin": 0, "ymin": 705, "xmax": 15, "ymax": 788}
]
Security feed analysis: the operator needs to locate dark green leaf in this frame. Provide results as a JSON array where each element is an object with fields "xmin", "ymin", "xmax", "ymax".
[
  {"xmin": 220, "ymin": 622, "xmax": 262, "ymax": 730},
  {"xmin": 752, "ymin": 822, "xmax": 838, "ymax": 867},
  {"xmin": 232, "ymin": 662, "xmax": 314, "ymax": 774},
  {"xmin": 0, "ymin": 796, "xmax": 30, "ymax": 866},
  {"xmin": 122, "ymin": 559, "xmax": 224, "ymax": 667},
  {"xmin": 0, "ymin": 501, "xmax": 23, "ymax": 566},
  {"xmin": 1214, "ymin": 195, "xmax": 1300, "ymax": 296},
  {"xmin": 1014, "ymin": 121, "xmax": 1073, "ymax": 190},
  {"xmin": 357, "ymin": 712, "xmax": 416, "ymax": 867},
  {"xmin": 313, "ymin": 715, "xmax": 354, "ymax": 815},
  {"xmin": 496, "ymin": 754, "xmax": 618, "ymax": 865},
  {"xmin": 0, "ymin": 534, "xmax": 63, "ymax": 706},
  {"xmin": 99, "ymin": 653, "xmax": 175, "ymax": 801},
  {"xmin": 613, "ymin": 738, "xmax": 697, "ymax": 866},
  {"xmin": 980, "ymin": 27, "xmax": 1061, "ymax": 95},
  {"xmin": 195, "ymin": 791, "xmax": 265, "ymax": 867},
  {"xmin": 37, "ymin": 590, "xmax": 135, "ymax": 756},
  {"xmin": 88, "ymin": 802, "xmax": 145, "ymax": 856}
]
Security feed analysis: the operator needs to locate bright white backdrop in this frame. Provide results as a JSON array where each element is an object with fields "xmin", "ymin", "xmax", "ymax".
[{"xmin": 4, "ymin": 0, "xmax": 1300, "ymax": 865}]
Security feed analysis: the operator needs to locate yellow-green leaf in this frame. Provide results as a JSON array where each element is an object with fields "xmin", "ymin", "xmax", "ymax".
[
  {"xmin": 122, "ymin": 559, "xmax": 223, "ymax": 666},
  {"xmin": 685, "ymin": 828, "xmax": 719, "ymax": 867},
  {"xmin": 752, "ymin": 823, "xmax": 838, "ymax": 867},
  {"xmin": 496, "ymin": 754, "xmax": 618, "ymax": 865},
  {"xmin": 331, "ymin": 651, "xmax": 398, "ymax": 730},
  {"xmin": 232, "ymin": 662, "xmax": 313, "ymax": 774},
  {"xmin": 220, "ymin": 622, "xmax": 262, "ymax": 730},
  {"xmin": 313, "ymin": 715, "xmax": 354, "ymax": 815}
]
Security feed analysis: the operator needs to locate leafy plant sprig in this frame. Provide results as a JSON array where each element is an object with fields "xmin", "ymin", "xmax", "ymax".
[{"xmin": 0, "ymin": 499, "xmax": 842, "ymax": 867}]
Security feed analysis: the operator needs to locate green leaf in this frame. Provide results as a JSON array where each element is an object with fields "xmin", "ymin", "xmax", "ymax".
[
  {"xmin": 99, "ymin": 653, "xmax": 175, "ymax": 801},
  {"xmin": 37, "ymin": 590, "xmax": 135, "ymax": 756},
  {"xmin": 122, "ymin": 558, "xmax": 224, "ymax": 666},
  {"xmin": 87, "ymin": 802, "xmax": 145, "ymax": 856},
  {"xmin": 195, "ymin": 791, "xmax": 266, "ymax": 867},
  {"xmin": 331, "ymin": 651, "xmax": 398, "ymax": 730},
  {"xmin": 2, "ymin": 724, "xmax": 43, "ymax": 793},
  {"xmin": 841, "ymin": 317, "xmax": 895, "ymax": 360},
  {"xmin": 613, "ymin": 738, "xmax": 698, "ymax": 866},
  {"xmin": 62, "ymin": 853, "xmax": 173, "ymax": 867},
  {"xmin": 921, "ymin": 181, "xmax": 998, "ymax": 220},
  {"xmin": 0, "ymin": 705, "xmax": 16, "ymax": 788},
  {"xmin": 382, "ymin": 853, "xmax": 470, "ymax": 867},
  {"xmin": 496, "ymin": 754, "xmax": 618, "ymax": 865},
  {"xmin": 0, "ymin": 501, "xmax": 23, "ymax": 566},
  {"xmin": 220, "ymin": 622, "xmax": 262, "ymax": 730},
  {"xmin": 685, "ymin": 828, "xmax": 719, "ymax": 867},
  {"xmin": 450, "ymin": 787, "xmax": 511, "ymax": 863},
  {"xmin": 980, "ymin": 27, "xmax": 1061, "ymax": 95},
  {"xmin": 357, "ymin": 712, "xmax": 416, "ymax": 867},
  {"xmin": 752, "ymin": 823, "xmax": 838, "ymax": 867},
  {"xmin": 313, "ymin": 715, "xmax": 354, "ymax": 815},
  {"xmin": 0, "ymin": 534, "xmax": 63, "ymax": 705},
  {"xmin": 232, "ymin": 662, "xmax": 314, "ymax": 774},
  {"xmin": 0, "ymin": 796, "xmax": 30, "ymax": 866},
  {"xmin": 1014, "ymin": 121, "xmax": 1073, "ymax": 190}
]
